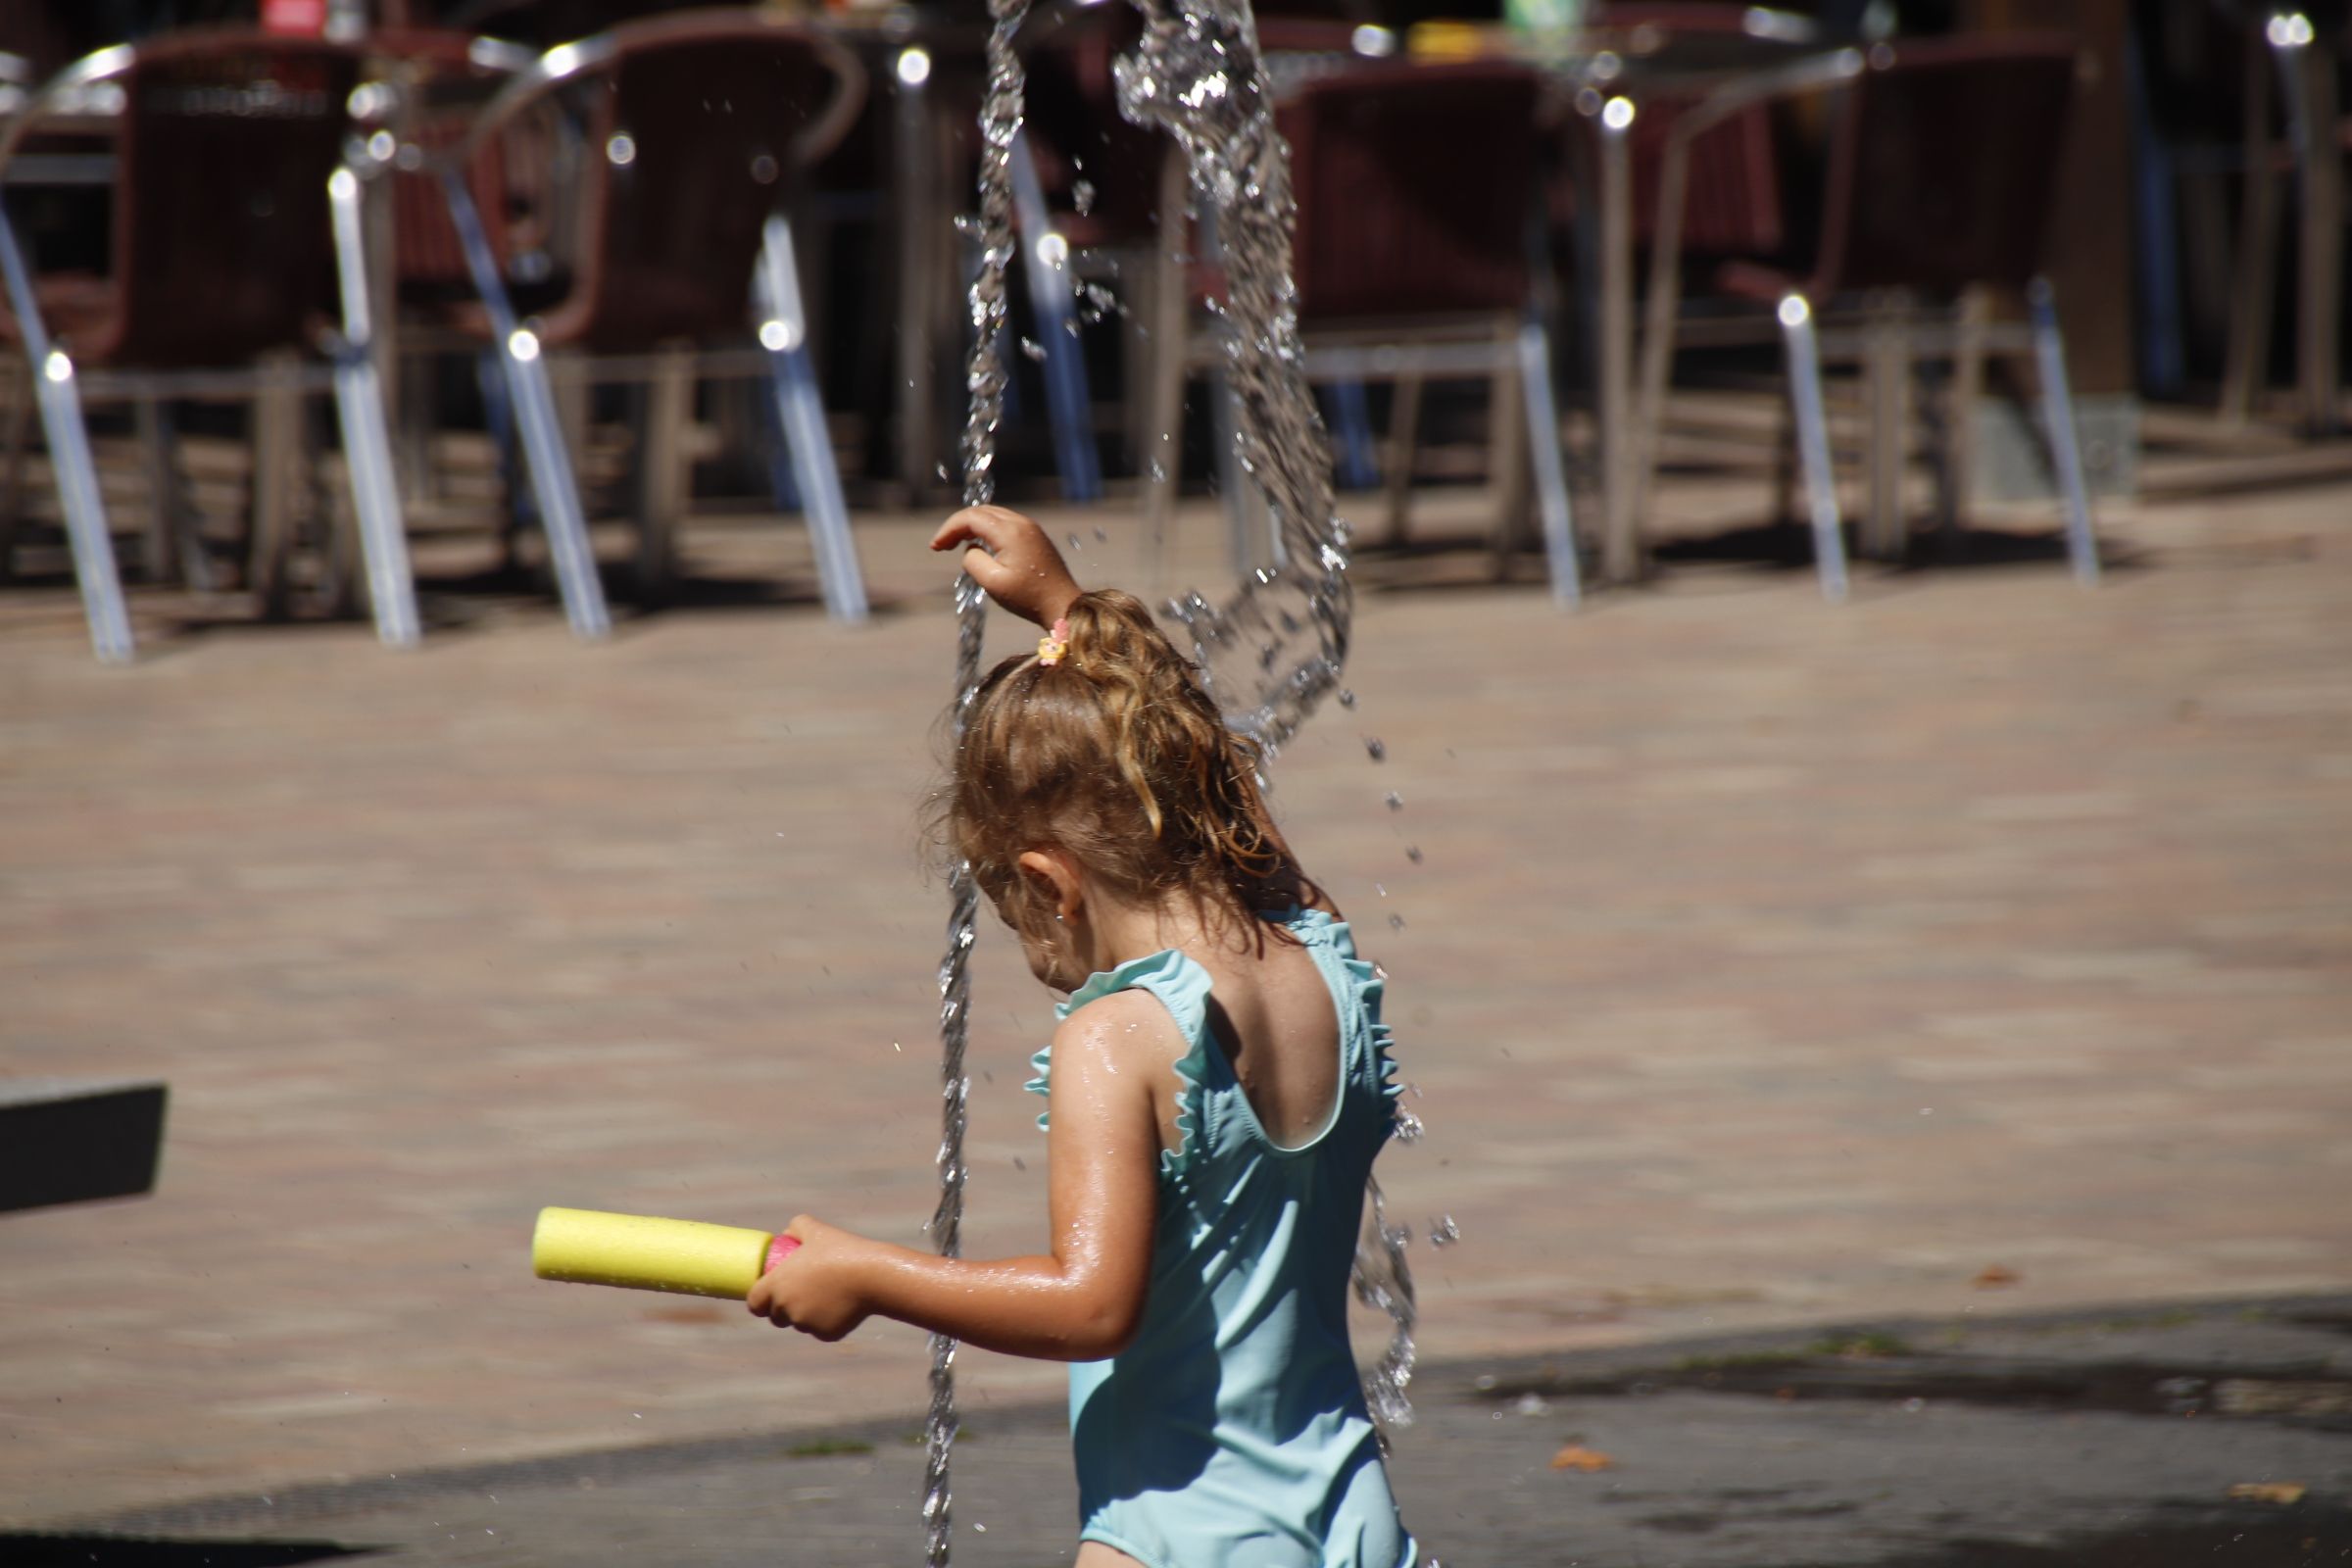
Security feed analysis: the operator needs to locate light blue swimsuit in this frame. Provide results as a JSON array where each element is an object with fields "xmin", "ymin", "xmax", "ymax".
[{"xmin": 1027, "ymin": 908, "xmax": 1416, "ymax": 1568}]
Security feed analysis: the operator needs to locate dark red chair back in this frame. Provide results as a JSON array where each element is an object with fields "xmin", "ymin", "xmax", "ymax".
[
  {"xmin": 525, "ymin": 12, "xmax": 862, "ymax": 351},
  {"xmin": 1600, "ymin": 3, "xmax": 1786, "ymax": 255},
  {"xmin": 1021, "ymin": 1, "xmax": 1162, "ymax": 245},
  {"xmin": 1812, "ymin": 36, "xmax": 2077, "ymax": 298},
  {"xmin": 1280, "ymin": 61, "xmax": 1548, "ymax": 321},
  {"xmin": 103, "ymin": 32, "xmax": 359, "ymax": 366},
  {"xmin": 367, "ymin": 28, "xmax": 528, "ymax": 301}
]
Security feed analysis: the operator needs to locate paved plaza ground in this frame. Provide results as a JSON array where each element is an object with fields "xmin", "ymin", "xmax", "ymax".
[{"xmin": 3, "ymin": 470, "xmax": 2350, "ymax": 1558}]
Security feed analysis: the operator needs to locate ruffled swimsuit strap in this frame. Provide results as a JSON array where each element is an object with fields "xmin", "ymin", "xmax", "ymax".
[
  {"xmin": 1269, "ymin": 907, "xmax": 1405, "ymax": 1112},
  {"xmin": 1026, "ymin": 948, "xmax": 1214, "ymax": 1164}
]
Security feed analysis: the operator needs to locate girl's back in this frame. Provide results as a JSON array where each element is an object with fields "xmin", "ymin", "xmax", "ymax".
[
  {"xmin": 1189, "ymin": 924, "xmax": 1344, "ymax": 1152},
  {"xmin": 1036, "ymin": 907, "xmax": 1407, "ymax": 1568}
]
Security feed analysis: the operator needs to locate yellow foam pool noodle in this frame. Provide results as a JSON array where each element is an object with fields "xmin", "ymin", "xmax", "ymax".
[{"xmin": 532, "ymin": 1206, "xmax": 775, "ymax": 1299}]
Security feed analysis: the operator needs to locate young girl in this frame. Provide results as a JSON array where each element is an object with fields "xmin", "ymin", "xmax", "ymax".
[{"xmin": 748, "ymin": 505, "xmax": 1415, "ymax": 1568}]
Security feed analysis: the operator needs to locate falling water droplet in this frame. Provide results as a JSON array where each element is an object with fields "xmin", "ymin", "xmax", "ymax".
[
  {"xmin": 1071, "ymin": 177, "xmax": 1097, "ymax": 214},
  {"xmin": 1404, "ymin": 845, "xmax": 1423, "ymax": 863},
  {"xmin": 1387, "ymin": 913, "xmax": 1405, "ymax": 931},
  {"xmin": 1019, "ymin": 336, "xmax": 1047, "ymax": 362},
  {"xmin": 1428, "ymin": 1215, "xmax": 1461, "ymax": 1248},
  {"xmin": 1385, "ymin": 792, "xmax": 1404, "ymax": 811},
  {"xmin": 1338, "ymin": 688, "xmax": 1356, "ymax": 708},
  {"xmin": 1363, "ymin": 736, "xmax": 1386, "ymax": 762},
  {"xmin": 1393, "ymin": 1106, "xmax": 1423, "ymax": 1143}
]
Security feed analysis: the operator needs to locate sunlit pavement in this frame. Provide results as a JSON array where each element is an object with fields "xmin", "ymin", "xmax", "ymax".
[
  {"xmin": 4, "ymin": 478, "xmax": 2349, "ymax": 1548},
  {"xmin": 20, "ymin": 1295, "xmax": 2352, "ymax": 1565}
]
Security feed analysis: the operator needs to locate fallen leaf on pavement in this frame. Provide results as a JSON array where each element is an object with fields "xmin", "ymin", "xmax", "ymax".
[
  {"xmin": 1972, "ymin": 1264, "xmax": 2020, "ymax": 1289},
  {"xmin": 2229, "ymin": 1482, "xmax": 2306, "ymax": 1504},
  {"xmin": 1550, "ymin": 1445, "xmax": 1616, "ymax": 1471}
]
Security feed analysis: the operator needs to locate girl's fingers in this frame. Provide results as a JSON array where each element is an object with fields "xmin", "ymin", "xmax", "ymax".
[{"xmin": 930, "ymin": 505, "xmax": 1029, "ymax": 553}]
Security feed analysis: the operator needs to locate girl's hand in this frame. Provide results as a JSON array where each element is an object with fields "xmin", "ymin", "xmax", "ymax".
[
  {"xmin": 930, "ymin": 506, "xmax": 1082, "ymax": 628},
  {"xmin": 746, "ymin": 1215, "xmax": 871, "ymax": 1342}
]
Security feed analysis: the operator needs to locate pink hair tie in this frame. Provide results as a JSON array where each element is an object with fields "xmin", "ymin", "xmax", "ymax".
[{"xmin": 1037, "ymin": 617, "xmax": 1071, "ymax": 666}]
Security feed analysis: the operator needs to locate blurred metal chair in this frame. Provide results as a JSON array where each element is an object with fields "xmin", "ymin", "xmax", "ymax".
[
  {"xmin": 1634, "ymin": 35, "xmax": 2100, "ymax": 600},
  {"xmin": 1002, "ymin": 0, "xmax": 1163, "ymax": 504},
  {"xmin": 0, "ymin": 28, "xmax": 416, "ymax": 662},
  {"xmin": 429, "ymin": 6, "xmax": 869, "ymax": 632},
  {"xmin": 1144, "ymin": 57, "xmax": 1582, "ymax": 603},
  {"xmin": 2219, "ymin": 3, "xmax": 2345, "ymax": 437}
]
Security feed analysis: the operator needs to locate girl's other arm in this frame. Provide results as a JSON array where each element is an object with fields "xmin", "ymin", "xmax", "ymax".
[{"xmin": 748, "ymin": 993, "xmax": 1164, "ymax": 1360}]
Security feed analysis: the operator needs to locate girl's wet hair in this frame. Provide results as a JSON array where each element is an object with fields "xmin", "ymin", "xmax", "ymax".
[{"xmin": 936, "ymin": 589, "xmax": 1306, "ymax": 949}]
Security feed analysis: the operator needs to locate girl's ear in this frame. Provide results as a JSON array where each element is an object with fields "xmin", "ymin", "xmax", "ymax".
[{"xmin": 1015, "ymin": 848, "xmax": 1084, "ymax": 923}]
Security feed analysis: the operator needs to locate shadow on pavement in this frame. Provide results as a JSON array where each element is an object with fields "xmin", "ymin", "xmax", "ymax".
[{"xmin": 0, "ymin": 1538, "xmax": 376, "ymax": 1566}]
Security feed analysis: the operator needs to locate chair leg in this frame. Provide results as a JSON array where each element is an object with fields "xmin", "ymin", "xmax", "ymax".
[
  {"xmin": 1517, "ymin": 315, "xmax": 1582, "ymax": 608},
  {"xmin": 1489, "ymin": 315, "xmax": 1530, "ymax": 577},
  {"xmin": 0, "ymin": 362, "xmax": 28, "ymax": 584},
  {"xmin": 1325, "ymin": 379, "xmax": 1379, "ymax": 491},
  {"xmin": 134, "ymin": 399, "xmax": 181, "ymax": 586},
  {"xmin": 2025, "ymin": 277, "xmax": 2101, "ymax": 586},
  {"xmin": 441, "ymin": 169, "xmax": 610, "ymax": 640},
  {"xmin": 0, "ymin": 210, "xmax": 133, "ymax": 661},
  {"xmin": 1381, "ymin": 370, "xmax": 1423, "ymax": 548},
  {"xmin": 1777, "ymin": 294, "xmax": 1848, "ymax": 603},
  {"xmin": 1862, "ymin": 296, "xmax": 1912, "ymax": 562},
  {"xmin": 1007, "ymin": 129, "xmax": 1102, "ymax": 504},
  {"xmin": 327, "ymin": 165, "xmax": 421, "ymax": 648},
  {"xmin": 1210, "ymin": 369, "xmax": 1271, "ymax": 572},
  {"xmin": 759, "ymin": 213, "xmax": 867, "ymax": 625},
  {"xmin": 248, "ymin": 350, "xmax": 304, "ymax": 622},
  {"xmin": 1142, "ymin": 142, "xmax": 1190, "ymax": 575},
  {"xmin": 2221, "ymin": 30, "xmax": 2280, "ymax": 425},
  {"xmin": 1935, "ymin": 285, "xmax": 1989, "ymax": 544},
  {"xmin": 632, "ymin": 344, "xmax": 693, "ymax": 607},
  {"xmin": 474, "ymin": 347, "xmax": 530, "ymax": 574},
  {"xmin": 2277, "ymin": 26, "xmax": 2342, "ymax": 437}
]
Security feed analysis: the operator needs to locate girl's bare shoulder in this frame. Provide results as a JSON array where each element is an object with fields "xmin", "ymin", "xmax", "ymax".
[{"xmin": 1054, "ymin": 984, "xmax": 1189, "ymax": 1074}]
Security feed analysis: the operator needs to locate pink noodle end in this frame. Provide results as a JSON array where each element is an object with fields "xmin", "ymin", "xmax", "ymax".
[{"xmin": 765, "ymin": 1234, "xmax": 802, "ymax": 1274}]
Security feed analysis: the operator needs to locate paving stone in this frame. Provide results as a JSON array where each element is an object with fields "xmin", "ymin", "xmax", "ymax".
[{"xmin": 2, "ymin": 485, "xmax": 2349, "ymax": 1531}]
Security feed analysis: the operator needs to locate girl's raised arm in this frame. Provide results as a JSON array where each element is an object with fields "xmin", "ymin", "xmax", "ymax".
[
  {"xmin": 747, "ymin": 990, "xmax": 1165, "ymax": 1361},
  {"xmin": 930, "ymin": 506, "xmax": 1083, "ymax": 629}
]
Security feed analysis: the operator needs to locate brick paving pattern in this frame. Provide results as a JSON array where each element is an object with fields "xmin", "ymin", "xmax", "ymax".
[{"xmin": 2, "ymin": 484, "xmax": 2348, "ymax": 1532}]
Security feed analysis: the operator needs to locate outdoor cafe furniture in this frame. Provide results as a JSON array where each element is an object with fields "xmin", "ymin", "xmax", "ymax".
[
  {"xmin": 2219, "ymin": 2, "xmax": 2345, "ymax": 438},
  {"xmin": 0, "ymin": 27, "xmax": 417, "ymax": 662},
  {"xmin": 417, "ymin": 6, "xmax": 870, "ymax": 633},
  {"xmin": 1143, "ymin": 54, "xmax": 1583, "ymax": 605},
  {"xmin": 1628, "ymin": 33, "xmax": 2102, "ymax": 601}
]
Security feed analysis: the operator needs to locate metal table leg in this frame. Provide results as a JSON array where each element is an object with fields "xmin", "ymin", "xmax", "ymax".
[
  {"xmin": 761, "ymin": 213, "xmax": 868, "ymax": 624},
  {"xmin": 1778, "ymin": 293, "xmax": 1848, "ymax": 603},
  {"xmin": 2278, "ymin": 20, "xmax": 2342, "ymax": 436},
  {"xmin": 1594, "ymin": 98, "xmax": 1638, "ymax": 584},
  {"xmin": 892, "ymin": 45, "xmax": 939, "ymax": 496},
  {"xmin": 1007, "ymin": 129, "xmax": 1102, "ymax": 503},
  {"xmin": 440, "ymin": 168, "xmax": 610, "ymax": 640},
  {"xmin": 0, "ymin": 206, "xmax": 132, "ymax": 662},
  {"xmin": 327, "ymin": 164, "xmax": 420, "ymax": 648}
]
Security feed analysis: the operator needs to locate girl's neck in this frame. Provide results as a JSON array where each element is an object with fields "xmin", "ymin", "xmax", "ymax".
[{"xmin": 1080, "ymin": 890, "xmax": 1245, "ymax": 977}]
